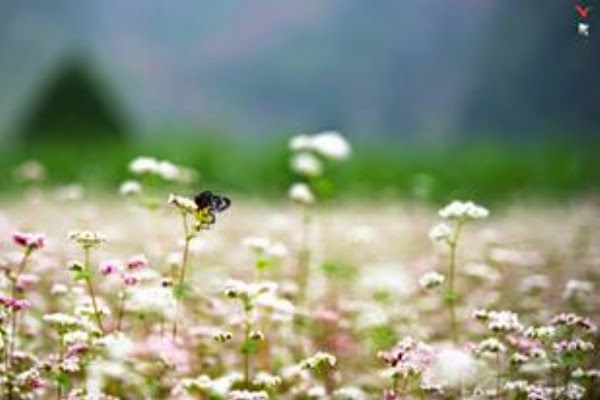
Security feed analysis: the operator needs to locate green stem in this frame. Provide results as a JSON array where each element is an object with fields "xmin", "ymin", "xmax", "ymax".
[
  {"xmin": 447, "ymin": 220, "xmax": 464, "ymax": 343},
  {"xmin": 172, "ymin": 212, "xmax": 192, "ymax": 340},
  {"xmin": 296, "ymin": 207, "xmax": 312, "ymax": 304},
  {"xmin": 242, "ymin": 301, "xmax": 253, "ymax": 389},
  {"xmin": 83, "ymin": 248, "xmax": 104, "ymax": 334}
]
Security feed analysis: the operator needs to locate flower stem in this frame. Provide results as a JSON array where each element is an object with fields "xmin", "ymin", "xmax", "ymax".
[
  {"xmin": 172, "ymin": 212, "xmax": 192, "ymax": 340},
  {"xmin": 83, "ymin": 247, "xmax": 104, "ymax": 334},
  {"xmin": 447, "ymin": 220, "xmax": 464, "ymax": 343},
  {"xmin": 296, "ymin": 207, "xmax": 311, "ymax": 304}
]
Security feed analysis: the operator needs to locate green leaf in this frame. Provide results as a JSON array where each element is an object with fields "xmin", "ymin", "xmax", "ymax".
[{"xmin": 241, "ymin": 339, "xmax": 259, "ymax": 355}]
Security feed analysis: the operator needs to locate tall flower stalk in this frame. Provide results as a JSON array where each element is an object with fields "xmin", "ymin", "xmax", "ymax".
[
  {"xmin": 288, "ymin": 131, "xmax": 352, "ymax": 304},
  {"xmin": 68, "ymin": 230, "xmax": 107, "ymax": 334},
  {"xmin": 168, "ymin": 192, "xmax": 230, "ymax": 340},
  {"xmin": 429, "ymin": 200, "xmax": 489, "ymax": 343},
  {"xmin": 3, "ymin": 232, "xmax": 44, "ymax": 400}
]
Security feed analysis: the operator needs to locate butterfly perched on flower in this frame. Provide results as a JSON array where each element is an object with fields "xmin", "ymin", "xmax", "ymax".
[{"xmin": 193, "ymin": 190, "xmax": 231, "ymax": 229}]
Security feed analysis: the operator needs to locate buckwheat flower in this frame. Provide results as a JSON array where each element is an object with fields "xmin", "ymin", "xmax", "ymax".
[
  {"xmin": 333, "ymin": 386, "xmax": 366, "ymax": 400},
  {"xmin": 291, "ymin": 152, "xmax": 323, "ymax": 176},
  {"xmin": 43, "ymin": 313, "xmax": 82, "ymax": 329},
  {"xmin": 463, "ymin": 262, "xmax": 501, "ymax": 282},
  {"xmin": 487, "ymin": 310, "xmax": 523, "ymax": 333},
  {"xmin": 12, "ymin": 231, "xmax": 45, "ymax": 250},
  {"xmin": 553, "ymin": 339, "xmax": 594, "ymax": 354},
  {"xmin": 67, "ymin": 230, "xmax": 107, "ymax": 249},
  {"xmin": 243, "ymin": 236, "xmax": 271, "ymax": 253},
  {"xmin": 505, "ymin": 380, "xmax": 528, "ymax": 393},
  {"xmin": 419, "ymin": 271, "xmax": 445, "ymax": 289},
  {"xmin": 119, "ymin": 180, "xmax": 142, "ymax": 196},
  {"xmin": 289, "ymin": 134, "xmax": 313, "ymax": 151},
  {"xmin": 51, "ymin": 283, "xmax": 68, "ymax": 295},
  {"xmin": 168, "ymin": 193, "xmax": 198, "ymax": 214},
  {"xmin": 426, "ymin": 347, "xmax": 479, "ymax": 388},
  {"xmin": 253, "ymin": 372, "xmax": 282, "ymax": 389},
  {"xmin": 129, "ymin": 156, "xmax": 160, "ymax": 175},
  {"xmin": 54, "ymin": 184, "xmax": 84, "ymax": 201},
  {"xmin": 94, "ymin": 332, "xmax": 134, "ymax": 360},
  {"xmin": 572, "ymin": 368, "xmax": 600, "ymax": 379},
  {"xmin": 310, "ymin": 131, "xmax": 352, "ymax": 161},
  {"xmin": 438, "ymin": 200, "xmax": 489, "ymax": 220},
  {"xmin": 122, "ymin": 274, "xmax": 139, "ymax": 286},
  {"xmin": 214, "ymin": 331, "xmax": 233, "ymax": 342},
  {"xmin": 519, "ymin": 274, "xmax": 551, "ymax": 293},
  {"xmin": 243, "ymin": 236, "xmax": 288, "ymax": 260},
  {"xmin": 510, "ymin": 352, "xmax": 529, "ymax": 365},
  {"xmin": 428, "ymin": 223, "xmax": 452, "ymax": 243},
  {"xmin": 16, "ymin": 273, "xmax": 39, "ymax": 291},
  {"xmin": 14, "ymin": 160, "xmax": 46, "ymax": 182},
  {"xmin": 307, "ymin": 386, "xmax": 326, "ymax": 398},
  {"xmin": 300, "ymin": 351, "xmax": 337, "ymax": 370},
  {"xmin": 288, "ymin": 183, "xmax": 315, "ymax": 205},
  {"xmin": 476, "ymin": 338, "xmax": 506, "ymax": 354},
  {"xmin": 127, "ymin": 285, "xmax": 176, "ymax": 318},
  {"xmin": 558, "ymin": 383, "xmax": 586, "ymax": 400},
  {"xmin": 99, "ymin": 260, "xmax": 120, "ymax": 276},
  {"xmin": 228, "ymin": 390, "xmax": 269, "ymax": 400},
  {"xmin": 127, "ymin": 254, "xmax": 148, "ymax": 270},
  {"xmin": 562, "ymin": 279, "xmax": 593, "ymax": 300},
  {"xmin": 524, "ymin": 326, "xmax": 556, "ymax": 340},
  {"xmin": 223, "ymin": 279, "xmax": 253, "ymax": 300},
  {"xmin": 157, "ymin": 160, "xmax": 181, "ymax": 181}
]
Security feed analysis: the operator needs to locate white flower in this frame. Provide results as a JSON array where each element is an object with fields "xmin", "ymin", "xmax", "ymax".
[
  {"xmin": 253, "ymin": 372, "xmax": 281, "ymax": 388},
  {"xmin": 289, "ymin": 131, "xmax": 351, "ymax": 161},
  {"xmin": 438, "ymin": 200, "xmax": 489, "ymax": 220},
  {"xmin": 428, "ymin": 223, "xmax": 452, "ymax": 243},
  {"xmin": 291, "ymin": 152, "xmax": 323, "ymax": 176},
  {"xmin": 289, "ymin": 134, "xmax": 313, "ymax": 151},
  {"xmin": 288, "ymin": 183, "xmax": 315, "ymax": 205},
  {"xmin": 129, "ymin": 156, "xmax": 160, "ymax": 175},
  {"xmin": 300, "ymin": 351, "xmax": 336, "ymax": 370},
  {"xmin": 476, "ymin": 338, "xmax": 506, "ymax": 354},
  {"xmin": 14, "ymin": 160, "xmax": 46, "ymax": 182},
  {"xmin": 333, "ymin": 386, "xmax": 366, "ymax": 400},
  {"xmin": 487, "ymin": 310, "xmax": 523, "ymax": 333},
  {"xmin": 562, "ymin": 280, "xmax": 593, "ymax": 300},
  {"xmin": 419, "ymin": 271, "xmax": 445, "ymax": 289},
  {"xmin": 425, "ymin": 347, "xmax": 479, "ymax": 388},
  {"xmin": 67, "ymin": 230, "xmax": 107, "ymax": 249},
  {"xmin": 310, "ymin": 131, "xmax": 351, "ymax": 161},
  {"xmin": 119, "ymin": 180, "xmax": 142, "ymax": 196},
  {"xmin": 228, "ymin": 390, "xmax": 269, "ymax": 400},
  {"xmin": 243, "ymin": 236, "xmax": 288, "ymax": 259},
  {"xmin": 127, "ymin": 285, "xmax": 176, "ymax": 318},
  {"xmin": 168, "ymin": 193, "xmax": 198, "ymax": 214},
  {"xmin": 157, "ymin": 160, "xmax": 181, "ymax": 181}
]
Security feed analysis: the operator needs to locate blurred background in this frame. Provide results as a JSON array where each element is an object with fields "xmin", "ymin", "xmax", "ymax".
[{"xmin": 0, "ymin": 0, "xmax": 598, "ymax": 202}]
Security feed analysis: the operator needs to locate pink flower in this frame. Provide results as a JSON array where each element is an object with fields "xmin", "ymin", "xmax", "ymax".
[
  {"xmin": 12, "ymin": 231, "xmax": 45, "ymax": 250},
  {"xmin": 17, "ymin": 274, "xmax": 39, "ymax": 291},
  {"xmin": 123, "ymin": 275, "xmax": 139, "ymax": 286},
  {"xmin": 100, "ymin": 260, "xmax": 120, "ymax": 276},
  {"xmin": 383, "ymin": 390, "xmax": 398, "ymax": 400},
  {"xmin": 127, "ymin": 254, "xmax": 148, "ymax": 270},
  {"xmin": 0, "ymin": 296, "xmax": 31, "ymax": 310}
]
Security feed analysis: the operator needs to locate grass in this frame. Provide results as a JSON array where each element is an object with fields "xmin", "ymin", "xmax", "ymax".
[{"xmin": 0, "ymin": 133, "xmax": 598, "ymax": 203}]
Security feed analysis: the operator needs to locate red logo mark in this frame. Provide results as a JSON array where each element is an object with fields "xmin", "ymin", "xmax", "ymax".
[{"xmin": 575, "ymin": 4, "xmax": 591, "ymax": 18}]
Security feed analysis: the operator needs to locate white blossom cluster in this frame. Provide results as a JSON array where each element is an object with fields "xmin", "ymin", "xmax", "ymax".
[
  {"xmin": 288, "ymin": 131, "xmax": 352, "ymax": 205},
  {"xmin": 438, "ymin": 200, "xmax": 489, "ymax": 220},
  {"xmin": 128, "ymin": 156, "xmax": 195, "ymax": 183}
]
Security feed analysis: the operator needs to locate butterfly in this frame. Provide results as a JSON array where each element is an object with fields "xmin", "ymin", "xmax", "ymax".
[{"xmin": 193, "ymin": 190, "xmax": 231, "ymax": 229}]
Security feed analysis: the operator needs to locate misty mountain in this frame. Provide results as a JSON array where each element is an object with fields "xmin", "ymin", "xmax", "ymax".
[{"xmin": 0, "ymin": 0, "xmax": 598, "ymax": 141}]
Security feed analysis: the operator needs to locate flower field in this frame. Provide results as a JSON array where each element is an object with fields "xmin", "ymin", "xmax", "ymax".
[{"xmin": 0, "ymin": 133, "xmax": 598, "ymax": 399}]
